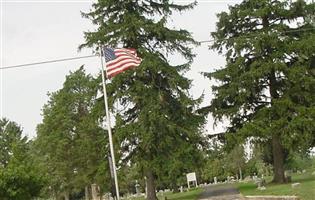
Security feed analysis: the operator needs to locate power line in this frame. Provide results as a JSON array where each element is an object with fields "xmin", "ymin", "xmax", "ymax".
[
  {"xmin": 200, "ymin": 40, "xmax": 215, "ymax": 43},
  {"xmin": 199, "ymin": 27, "xmax": 315, "ymax": 43},
  {"xmin": 1, "ymin": 27, "xmax": 314, "ymax": 70},
  {"xmin": 1, "ymin": 55, "xmax": 98, "ymax": 70}
]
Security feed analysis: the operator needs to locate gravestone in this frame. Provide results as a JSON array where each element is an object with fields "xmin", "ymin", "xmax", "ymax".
[
  {"xmin": 253, "ymin": 173, "xmax": 258, "ymax": 182},
  {"xmin": 91, "ymin": 184, "xmax": 101, "ymax": 200},
  {"xmin": 243, "ymin": 176, "xmax": 252, "ymax": 182},
  {"xmin": 103, "ymin": 193, "xmax": 113, "ymax": 200},
  {"xmin": 255, "ymin": 178, "xmax": 266, "ymax": 189},
  {"xmin": 291, "ymin": 183, "xmax": 300, "ymax": 188},
  {"xmin": 257, "ymin": 186, "xmax": 266, "ymax": 190},
  {"xmin": 135, "ymin": 180, "xmax": 141, "ymax": 195}
]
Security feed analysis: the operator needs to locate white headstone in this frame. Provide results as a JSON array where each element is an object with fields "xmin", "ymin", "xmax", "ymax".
[
  {"xmin": 135, "ymin": 180, "xmax": 140, "ymax": 194},
  {"xmin": 91, "ymin": 184, "xmax": 100, "ymax": 200},
  {"xmin": 292, "ymin": 183, "xmax": 301, "ymax": 188}
]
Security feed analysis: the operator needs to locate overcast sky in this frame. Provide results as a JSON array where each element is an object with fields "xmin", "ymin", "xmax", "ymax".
[{"xmin": 1, "ymin": 0, "xmax": 242, "ymax": 138}]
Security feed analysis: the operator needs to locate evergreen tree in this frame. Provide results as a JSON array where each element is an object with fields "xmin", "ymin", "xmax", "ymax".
[
  {"xmin": 208, "ymin": 0, "xmax": 315, "ymax": 183},
  {"xmin": 36, "ymin": 67, "xmax": 110, "ymax": 199},
  {"xmin": 81, "ymin": 1, "xmax": 205, "ymax": 199}
]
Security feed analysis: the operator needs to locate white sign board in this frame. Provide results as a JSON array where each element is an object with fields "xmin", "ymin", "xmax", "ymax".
[
  {"xmin": 186, "ymin": 172, "xmax": 197, "ymax": 182},
  {"xmin": 186, "ymin": 172, "xmax": 198, "ymax": 188}
]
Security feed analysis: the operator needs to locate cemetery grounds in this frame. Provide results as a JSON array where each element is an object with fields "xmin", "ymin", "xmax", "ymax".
[
  {"xmin": 128, "ymin": 172, "xmax": 315, "ymax": 200},
  {"xmin": 237, "ymin": 172, "xmax": 315, "ymax": 200}
]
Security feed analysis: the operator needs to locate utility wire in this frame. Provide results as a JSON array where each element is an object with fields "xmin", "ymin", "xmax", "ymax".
[
  {"xmin": 1, "ymin": 27, "xmax": 314, "ymax": 70},
  {"xmin": 1, "ymin": 55, "xmax": 98, "ymax": 70},
  {"xmin": 200, "ymin": 40, "xmax": 215, "ymax": 43},
  {"xmin": 199, "ymin": 27, "xmax": 315, "ymax": 43}
]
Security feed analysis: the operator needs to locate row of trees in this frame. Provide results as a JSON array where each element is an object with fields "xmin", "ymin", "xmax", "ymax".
[
  {"xmin": 1, "ymin": 115, "xmax": 314, "ymax": 199},
  {"xmin": 1, "ymin": 0, "xmax": 314, "ymax": 199},
  {"xmin": 0, "ymin": 63, "xmax": 205, "ymax": 199}
]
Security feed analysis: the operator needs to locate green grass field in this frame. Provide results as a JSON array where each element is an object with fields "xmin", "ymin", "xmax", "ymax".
[
  {"xmin": 128, "ymin": 187, "xmax": 204, "ymax": 200},
  {"xmin": 237, "ymin": 172, "xmax": 315, "ymax": 200}
]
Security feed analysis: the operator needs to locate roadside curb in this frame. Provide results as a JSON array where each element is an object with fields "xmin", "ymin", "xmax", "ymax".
[{"xmin": 244, "ymin": 196, "xmax": 299, "ymax": 200}]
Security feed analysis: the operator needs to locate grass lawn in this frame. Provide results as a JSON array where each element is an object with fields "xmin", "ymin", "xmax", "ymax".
[
  {"xmin": 128, "ymin": 187, "xmax": 204, "ymax": 200},
  {"xmin": 237, "ymin": 172, "xmax": 315, "ymax": 200}
]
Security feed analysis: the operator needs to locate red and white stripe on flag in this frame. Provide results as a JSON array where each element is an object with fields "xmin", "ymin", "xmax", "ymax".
[{"xmin": 103, "ymin": 48, "xmax": 142, "ymax": 78}]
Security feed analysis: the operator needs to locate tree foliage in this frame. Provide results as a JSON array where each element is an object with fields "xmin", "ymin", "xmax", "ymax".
[
  {"xmin": 201, "ymin": 136, "xmax": 246, "ymax": 182},
  {"xmin": 208, "ymin": 0, "xmax": 315, "ymax": 183},
  {"xmin": 0, "ymin": 118, "xmax": 44, "ymax": 200}
]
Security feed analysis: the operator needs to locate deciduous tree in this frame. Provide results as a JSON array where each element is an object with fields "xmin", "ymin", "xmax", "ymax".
[
  {"xmin": 36, "ymin": 67, "xmax": 110, "ymax": 199},
  {"xmin": 0, "ymin": 118, "xmax": 44, "ymax": 200}
]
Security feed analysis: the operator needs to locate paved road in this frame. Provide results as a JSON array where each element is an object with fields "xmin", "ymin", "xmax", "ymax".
[{"xmin": 198, "ymin": 184, "xmax": 243, "ymax": 200}]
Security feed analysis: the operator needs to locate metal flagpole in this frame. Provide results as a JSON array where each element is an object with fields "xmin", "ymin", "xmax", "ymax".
[{"xmin": 99, "ymin": 47, "xmax": 120, "ymax": 200}]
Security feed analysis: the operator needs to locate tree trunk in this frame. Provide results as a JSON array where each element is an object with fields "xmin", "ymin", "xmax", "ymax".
[
  {"xmin": 267, "ymin": 50, "xmax": 286, "ymax": 183},
  {"xmin": 146, "ymin": 170, "xmax": 158, "ymax": 200},
  {"xmin": 269, "ymin": 71, "xmax": 286, "ymax": 183},
  {"xmin": 272, "ymin": 134, "xmax": 286, "ymax": 183},
  {"xmin": 64, "ymin": 192, "xmax": 70, "ymax": 200}
]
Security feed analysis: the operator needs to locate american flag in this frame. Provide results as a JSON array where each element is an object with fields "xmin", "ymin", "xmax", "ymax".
[{"xmin": 103, "ymin": 47, "xmax": 142, "ymax": 78}]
